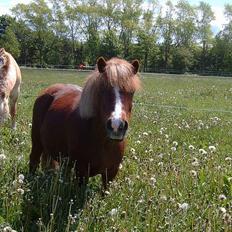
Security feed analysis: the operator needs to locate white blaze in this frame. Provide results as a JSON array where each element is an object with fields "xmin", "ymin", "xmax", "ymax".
[{"xmin": 111, "ymin": 87, "xmax": 122, "ymax": 131}]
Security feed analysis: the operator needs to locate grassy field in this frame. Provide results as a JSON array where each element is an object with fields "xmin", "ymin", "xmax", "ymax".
[{"xmin": 0, "ymin": 69, "xmax": 232, "ymax": 231}]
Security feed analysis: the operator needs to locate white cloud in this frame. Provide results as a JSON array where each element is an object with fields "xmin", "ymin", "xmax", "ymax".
[
  {"xmin": 211, "ymin": 6, "xmax": 227, "ymax": 31},
  {"xmin": 0, "ymin": 0, "xmax": 32, "ymax": 16}
]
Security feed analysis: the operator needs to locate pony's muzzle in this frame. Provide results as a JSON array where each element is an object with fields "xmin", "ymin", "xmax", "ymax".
[{"xmin": 106, "ymin": 118, "xmax": 128, "ymax": 140}]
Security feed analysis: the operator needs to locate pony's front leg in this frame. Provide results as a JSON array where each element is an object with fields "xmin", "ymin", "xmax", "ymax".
[{"xmin": 101, "ymin": 166, "xmax": 119, "ymax": 191}]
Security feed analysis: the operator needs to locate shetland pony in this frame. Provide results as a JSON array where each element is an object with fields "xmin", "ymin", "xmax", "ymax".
[
  {"xmin": 0, "ymin": 48, "xmax": 21, "ymax": 129},
  {"xmin": 29, "ymin": 57, "xmax": 140, "ymax": 188}
]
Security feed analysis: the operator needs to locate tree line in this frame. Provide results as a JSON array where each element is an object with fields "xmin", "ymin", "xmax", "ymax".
[{"xmin": 0, "ymin": 0, "xmax": 232, "ymax": 74}]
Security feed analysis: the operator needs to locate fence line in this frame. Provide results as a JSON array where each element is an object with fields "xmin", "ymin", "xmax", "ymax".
[{"xmin": 20, "ymin": 65, "xmax": 232, "ymax": 77}]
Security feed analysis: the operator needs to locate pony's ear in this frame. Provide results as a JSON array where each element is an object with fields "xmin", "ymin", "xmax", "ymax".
[
  {"xmin": 97, "ymin": 57, "xmax": 106, "ymax": 73},
  {"xmin": 131, "ymin": 59, "xmax": 139, "ymax": 74},
  {"xmin": 0, "ymin": 48, "xmax": 5, "ymax": 55}
]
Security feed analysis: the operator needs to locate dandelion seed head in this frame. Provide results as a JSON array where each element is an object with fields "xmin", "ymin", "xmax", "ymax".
[
  {"xmin": 190, "ymin": 170, "xmax": 197, "ymax": 177},
  {"xmin": 17, "ymin": 188, "xmax": 24, "ymax": 195},
  {"xmin": 0, "ymin": 153, "xmax": 6, "ymax": 162},
  {"xmin": 171, "ymin": 147, "xmax": 177, "ymax": 152},
  {"xmin": 3, "ymin": 226, "xmax": 12, "ymax": 232},
  {"xmin": 188, "ymin": 145, "xmax": 194, "ymax": 150},
  {"xmin": 219, "ymin": 207, "xmax": 227, "ymax": 214},
  {"xmin": 108, "ymin": 208, "xmax": 118, "ymax": 216},
  {"xmin": 209, "ymin": 145, "xmax": 216, "ymax": 152},
  {"xmin": 173, "ymin": 141, "xmax": 178, "ymax": 147},
  {"xmin": 178, "ymin": 202, "xmax": 189, "ymax": 211},
  {"xmin": 218, "ymin": 194, "xmax": 227, "ymax": 200},
  {"xmin": 199, "ymin": 149, "xmax": 207, "ymax": 155}
]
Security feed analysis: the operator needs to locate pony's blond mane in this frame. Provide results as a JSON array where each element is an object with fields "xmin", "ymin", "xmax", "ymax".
[
  {"xmin": 0, "ymin": 49, "xmax": 10, "ymax": 95},
  {"xmin": 79, "ymin": 58, "xmax": 141, "ymax": 119}
]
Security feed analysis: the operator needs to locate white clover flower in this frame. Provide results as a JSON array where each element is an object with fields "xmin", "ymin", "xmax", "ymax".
[
  {"xmin": 218, "ymin": 194, "xmax": 227, "ymax": 200},
  {"xmin": 158, "ymin": 162, "xmax": 163, "ymax": 167},
  {"xmin": 178, "ymin": 202, "xmax": 189, "ymax": 211},
  {"xmin": 17, "ymin": 188, "xmax": 24, "ymax": 195},
  {"xmin": 130, "ymin": 148, "xmax": 136, "ymax": 154},
  {"xmin": 225, "ymin": 157, "xmax": 232, "ymax": 161},
  {"xmin": 143, "ymin": 132, "xmax": 148, "ymax": 136},
  {"xmin": 0, "ymin": 153, "xmax": 6, "ymax": 161},
  {"xmin": 219, "ymin": 207, "xmax": 227, "ymax": 214},
  {"xmin": 188, "ymin": 145, "xmax": 195, "ymax": 150},
  {"xmin": 136, "ymin": 140, "xmax": 141, "ymax": 144},
  {"xmin": 171, "ymin": 147, "xmax": 177, "ymax": 152},
  {"xmin": 160, "ymin": 195, "xmax": 167, "ymax": 201},
  {"xmin": 150, "ymin": 176, "xmax": 156, "ymax": 185},
  {"xmin": 104, "ymin": 191, "xmax": 110, "ymax": 196},
  {"xmin": 192, "ymin": 160, "xmax": 199, "ymax": 167},
  {"xmin": 3, "ymin": 226, "xmax": 12, "ymax": 232},
  {"xmin": 18, "ymin": 179, "xmax": 24, "ymax": 184},
  {"xmin": 173, "ymin": 141, "xmax": 178, "ymax": 147},
  {"xmin": 18, "ymin": 174, "xmax": 25, "ymax": 181},
  {"xmin": 199, "ymin": 149, "xmax": 207, "ymax": 155},
  {"xmin": 209, "ymin": 146, "xmax": 216, "ymax": 153},
  {"xmin": 190, "ymin": 170, "xmax": 197, "ymax": 177},
  {"xmin": 108, "ymin": 208, "xmax": 118, "ymax": 216}
]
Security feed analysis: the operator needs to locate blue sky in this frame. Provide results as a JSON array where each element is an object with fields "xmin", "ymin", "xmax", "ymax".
[{"xmin": 0, "ymin": 0, "xmax": 231, "ymax": 33}]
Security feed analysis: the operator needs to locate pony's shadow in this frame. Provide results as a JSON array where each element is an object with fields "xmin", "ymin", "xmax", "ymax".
[{"xmin": 20, "ymin": 160, "xmax": 100, "ymax": 231}]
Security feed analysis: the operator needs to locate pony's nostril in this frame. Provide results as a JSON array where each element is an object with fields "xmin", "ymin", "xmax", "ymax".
[
  {"xmin": 106, "ymin": 119, "xmax": 113, "ymax": 131},
  {"xmin": 118, "ymin": 120, "xmax": 128, "ymax": 132}
]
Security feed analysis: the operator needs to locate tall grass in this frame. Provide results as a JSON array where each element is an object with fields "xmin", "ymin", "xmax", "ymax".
[{"xmin": 0, "ymin": 70, "xmax": 231, "ymax": 231}]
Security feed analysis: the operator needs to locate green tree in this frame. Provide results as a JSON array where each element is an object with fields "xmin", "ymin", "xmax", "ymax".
[
  {"xmin": 196, "ymin": 1, "xmax": 215, "ymax": 71},
  {"xmin": 0, "ymin": 15, "xmax": 20, "ymax": 58},
  {"xmin": 157, "ymin": 1, "xmax": 175, "ymax": 70},
  {"xmin": 12, "ymin": 0, "xmax": 55, "ymax": 65}
]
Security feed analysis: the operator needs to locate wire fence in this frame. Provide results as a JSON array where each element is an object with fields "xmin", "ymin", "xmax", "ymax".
[{"xmin": 20, "ymin": 64, "xmax": 232, "ymax": 78}]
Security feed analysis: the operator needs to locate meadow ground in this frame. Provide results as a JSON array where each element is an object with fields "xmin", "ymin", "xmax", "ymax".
[{"xmin": 0, "ymin": 69, "xmax": 232, "ymax": 231}]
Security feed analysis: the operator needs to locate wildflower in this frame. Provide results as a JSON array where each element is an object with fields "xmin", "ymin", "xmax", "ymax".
[
  {"xmin": 108, "ymin": 208, "xmax": 118, "ymax": 216},
  {"xmin": 218, "ymin": 194, "xmax": 227, "ymax": 200},
  {"xmin": 150, "ymin": 176, "xmax": 156, "ymax": 185},
  {"xmin": 130, "ymin": 148, "xmax": 136, "ymax": 154},
  {"xmin": 17, "ymin": 188, "xmax": 24, "ymax": 195},
  {"xmin": 19, "ymin": 174, "xmax": 24, "ymax": 180},
  {"xmin": 222, "ymin": 213, "xmax": 232, "ymax": 224},
  {"xmin": 171, "ymin": 147, "xmax": 176, "ymax": 152},
  {"xmin": 143, "ymin": 132, "xmax": 148, "ymax": 136},
  {"xmin": 199, "ymin": 149, "xmax": 207, "ymax": 155},
  {"xmin": 173, "ymin": 141, "xmax": 178, "ymax": 147},
  {"xmin": 190, "ymin": 170, "xmax": 197, "ymax": 177},
  {"xmin": 192, "ymin": 158, "xmax": 199, "ymax": 167},
  {"xmin": 188, "ymin": 145, "xmax": 194, "ymax": 150},
  {"xmin": 160, "ymin": 195, "xmax": 167, "ymax": 201},
  {"xmin": 0, "ymin": 153, "xmax": 6, "ymax": 162},
  {"xmin": 208, "ymin": 145, "xmax": 216, "ymax": 153},
  {"xmin": 104, "ymin": 191, "xmax": 110, "ymax": 196},
  {"xmin": 225, "ymin": 157, "xmax": 232, "ymax": 161},
  {"xmin": 219, "ymin": 207, "xmax": 227, "ymax": 214},
  {"xmin": 3, "ymin": 226, "xmax": 12, "ymax": 232},
  {"xmin": 178, "ymin": 202, "xmax": 189, "ymax": 211}
]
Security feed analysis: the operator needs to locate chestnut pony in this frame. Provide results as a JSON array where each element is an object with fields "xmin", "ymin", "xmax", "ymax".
[
  {"xmin": 0, "ymin": 48, "xmax": 21, "ymax": 129},
  {"xmin": 29, "ymin": 57, "xmax": 140, "ymax": 188}
]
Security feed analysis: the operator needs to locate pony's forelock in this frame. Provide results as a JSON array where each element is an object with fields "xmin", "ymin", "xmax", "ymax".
[{"xmin": 79, "ymin": 58, "xmax": 141, "ymax": 119}]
